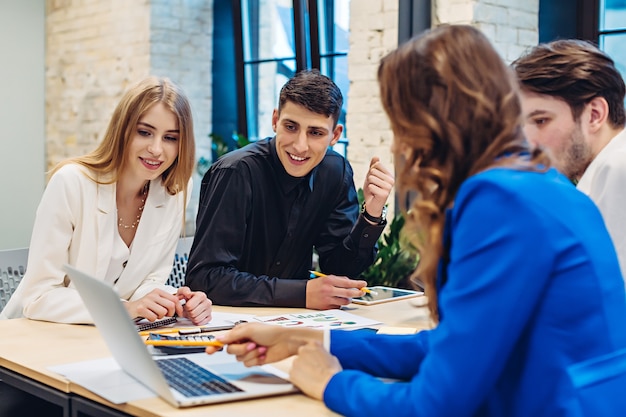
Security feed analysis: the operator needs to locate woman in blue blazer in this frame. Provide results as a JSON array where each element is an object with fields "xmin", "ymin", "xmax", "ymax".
[
  {"xmin": 2, "ymin": 77, "xmax": 212, "ymax": 324},
  {"xmin": 207, "ymin": 26, "xmax": 626, "ymax": 416}
]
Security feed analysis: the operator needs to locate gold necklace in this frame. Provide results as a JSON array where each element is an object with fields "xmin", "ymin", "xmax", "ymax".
[{"xmin": 118, "ymin": 183, "xmax": 149, "ymax": 230}]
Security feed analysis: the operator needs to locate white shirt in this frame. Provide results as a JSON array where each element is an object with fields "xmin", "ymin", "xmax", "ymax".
[{"xmin": 578, "ymin": 128, "xmax": 626, "ymax": 282}]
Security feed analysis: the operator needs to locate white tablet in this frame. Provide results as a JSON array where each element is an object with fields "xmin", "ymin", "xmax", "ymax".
[{"xmin": 352, "ymin": 286, "xmax": 423, "ymax": 305}]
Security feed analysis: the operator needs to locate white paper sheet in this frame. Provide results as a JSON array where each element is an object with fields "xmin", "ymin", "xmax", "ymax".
[
  {"xmin": 49, "ymin": 357, "xmax": 155, "ymax": 404},
  {"xmin": 49, "ymin": 312, "xmax": 256, "ymax": 404}
]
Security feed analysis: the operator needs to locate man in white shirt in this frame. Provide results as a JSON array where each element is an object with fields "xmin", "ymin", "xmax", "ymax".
[{"xmin": 513, "ymin": 39, "xmax": 626, "ymax": 282}]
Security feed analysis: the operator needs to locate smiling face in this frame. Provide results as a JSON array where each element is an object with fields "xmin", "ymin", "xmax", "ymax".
[
  {"xmin": 272, "ymin": 101, "xmax": 342, "ymax": 177},
  {"xmin": 124, "ymin": 102, "xmax": 180, "ymax": 183},
  {"xmin": 520, "ymin": 91, "xmax": 593, "ymax": 179}
]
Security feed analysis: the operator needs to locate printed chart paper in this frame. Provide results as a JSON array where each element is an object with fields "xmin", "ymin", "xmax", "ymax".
[{"xmin": 253, "ymin": 309, "xmax": 381, "ymax": 330}]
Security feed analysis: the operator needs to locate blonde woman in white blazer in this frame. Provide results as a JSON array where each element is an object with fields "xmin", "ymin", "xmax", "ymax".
[{"xmin": 1, "ymin": 77, "xmax": 212, "ymax": 324}]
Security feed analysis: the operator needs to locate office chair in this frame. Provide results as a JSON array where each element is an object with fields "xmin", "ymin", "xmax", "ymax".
[
  {"xmin": 166, "ymin": 236, "xmax": 194, "ymax": 289},
  {"xmin": 0, "ymin": 248, "xmax": 28, "ymax": 311}
]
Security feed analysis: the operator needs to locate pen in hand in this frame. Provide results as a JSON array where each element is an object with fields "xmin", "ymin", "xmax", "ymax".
[
  {"xmin": 308, "ymin": 270, "xmax": 378, "ymax": 295},
  {"xmin": 144, "ymin": 339, "xmax": 224, "ymax": 348}
]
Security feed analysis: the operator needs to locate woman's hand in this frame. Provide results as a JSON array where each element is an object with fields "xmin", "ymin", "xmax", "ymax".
[
  {"xmin": 175, "ymin": 286, "xmax": 212, "ymax": 325},
  {"xmin": 290, "ymin": 342, "xmax": 342, "ymax": 400},
  {"xmin": 124, "ymin": 288, "xmax": 183, "ymax": 321},
  {"xmin": 205, "ymin": 322, "xmax": 323, "ymax": 367}
]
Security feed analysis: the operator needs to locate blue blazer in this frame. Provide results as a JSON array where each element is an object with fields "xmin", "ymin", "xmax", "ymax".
[{"xmin": 324, "ymin": 168, "xmax": 626, "ymax": 417}]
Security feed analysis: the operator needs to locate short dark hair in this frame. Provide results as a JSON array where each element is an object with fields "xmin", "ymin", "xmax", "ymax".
[
  {"xmin": 278, "ymin": 69, "xmax": 343, "ymax": 126},
  {"xmin": 512, "ymin": 39, "xmax": 626, "ymax": 128}
]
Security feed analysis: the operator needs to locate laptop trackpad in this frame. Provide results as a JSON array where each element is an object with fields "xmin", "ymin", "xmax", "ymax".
[
  {"xmin": 187, "ymin": 352, "xmax": 293, "ymax": 387},
  {"xmin": 210, "ymin": 361, "xmax": 291, "ymax": 385}
]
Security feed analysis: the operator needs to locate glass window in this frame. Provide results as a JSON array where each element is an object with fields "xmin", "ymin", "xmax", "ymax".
[
  {"xmin": 600, "ymin": 0, "xmax": 626, "ymax": 31},
  {"xmin": 244, "ymin": 60, "xmax": 295, "ymax": 139},
  {"xmin": 236, "ymin": 0, "xmax": 350, "ymax": 156},
  {"xmin": 242, "ymin": 0, "xmax": 296, "ymax": 62},
  {"xmin": 241, "ymin": 0, "xmax": 298, "ymax": 139},
  {"xmin": 599, "ymin": 0, "xmax": 626, "ymax": 81},
  {"xmin": 599, "ymin": 33, "xmax": 626, "ymax": 76},
  {"xmin": 317, "ymin": 0, "xmax": 350, "ymax": 133}
]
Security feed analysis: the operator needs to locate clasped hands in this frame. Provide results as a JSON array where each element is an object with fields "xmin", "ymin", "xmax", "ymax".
[{"xmin": 124, "ymin": 286, "xmax": 212, "ymax": 325}]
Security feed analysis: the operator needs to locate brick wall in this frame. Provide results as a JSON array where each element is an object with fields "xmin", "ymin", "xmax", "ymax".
[
  {"xmin": 434, "ymin": 0, "xmax": 539, "ymax": 62},
  {"xmin": 346, "ymin": 0, "xmax": 539, "ymax": 216},
  {"xmin": 150, "ymin": 0, "xmax": 213, "ymax": 169},
  {"xmin": 46, "ymin": 0, "xmax": 151, "ymax": 168},
  {"xmin": 345, "ymin": 0, "xmax": 398, "ymax": 208},
  {"xmin": 45, "ymin": 0, "xmax": 213, "ymax": 233},
  {"xmin": 149, "ymin": 0, "xmax": 213, "ymax": 232}
]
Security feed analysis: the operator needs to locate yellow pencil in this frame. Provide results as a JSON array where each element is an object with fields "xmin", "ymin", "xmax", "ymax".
[
  {"xmin": 144, "ymin": 339, "xmax": 225, "ymax": 348},
  {"xmin": 138, "ymin": 327, "xmax": 194, "ymax": 336},
  {"xmin": 308, "ymin": 270, "xmax": 377, "ymax": 295}
]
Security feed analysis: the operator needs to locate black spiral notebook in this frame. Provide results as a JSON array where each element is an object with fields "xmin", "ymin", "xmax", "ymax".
[{"xmin": 134, "ymin": 316, "xmax": 177, "ymax": 332}]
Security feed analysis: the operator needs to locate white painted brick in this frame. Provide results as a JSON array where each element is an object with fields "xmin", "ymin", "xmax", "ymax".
[
  {"xmin": 491, "ymin": 0, "xmax": 539, "ymax": 12},
  {"xmin": 476, "ymin": 22, "xmax": 497, "ymax": 42},
  {"xmin": 517, "ymin": 28, "xmax": 538, "ymax": 46},
  {"xmin": 367, "ymin": 14, "xmax": 386, "ymax": 31},
  {"xmin": 351, "ymin": 0, "xmax": 383, "ymax": 16},
  {"xmin": 435, "ymin": 1, "xmax": 475, "ymax": 24},
  {"xmin": 506, "ymin": 43, "xmax": 532, "ymax": 63},
  {"xmin": 495, "ymin": 25, "xmax": 517, "ymax": 44},
  {"xmin": 507, "ymin": 8, "xmax": 538, "ymax": 30},
  {"xmin": 474, "ymin": 3, "xmax": 507, "ymax": 24}
]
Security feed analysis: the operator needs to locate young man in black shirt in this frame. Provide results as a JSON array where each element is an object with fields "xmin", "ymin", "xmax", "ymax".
[{"xmin": 186, "ymin": 70, "xmax": 394, "ymax": 309}]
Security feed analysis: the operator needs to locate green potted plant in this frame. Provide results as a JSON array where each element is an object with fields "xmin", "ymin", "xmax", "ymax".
[{"xmin": 197, "ymin": 132, "xmax": 250, "ymax": 177}]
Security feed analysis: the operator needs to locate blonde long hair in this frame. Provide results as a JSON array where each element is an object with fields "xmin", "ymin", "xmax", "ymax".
[
  {"xmin": 51, "ymin": 76, "xmax": 195, "ymax": 197},
  {"xmin": 378, "ymin": 25, "xmax": 550, "ymax": 321}
]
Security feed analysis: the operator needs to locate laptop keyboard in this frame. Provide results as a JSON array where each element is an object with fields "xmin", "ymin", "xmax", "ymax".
[{"xmin": 156, "ymin": 357, "xmax": 243, "ymax": 397}]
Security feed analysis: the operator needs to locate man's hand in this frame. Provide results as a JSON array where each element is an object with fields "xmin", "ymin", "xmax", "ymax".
[
  {"xmin": 305, "ymin": 275, "xmax": 367, "ymax": 309},
  {"xmin": 176, "ymin": 286, "xmax": 213, "ymax": 325},
  {"xmin": 362, "ymin": 156, "xmax": 394, "ymax": 219}
]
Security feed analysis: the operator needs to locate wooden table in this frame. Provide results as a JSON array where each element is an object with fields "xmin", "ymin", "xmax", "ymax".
[{"xmin": 0, "ymin": 298, "xmax": 431, "ymax": 417}]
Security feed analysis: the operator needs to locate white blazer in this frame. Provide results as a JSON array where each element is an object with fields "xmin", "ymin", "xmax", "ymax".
[{"xmin": 1, "ymin": 164, "xmax": 190, "ymax": 323}]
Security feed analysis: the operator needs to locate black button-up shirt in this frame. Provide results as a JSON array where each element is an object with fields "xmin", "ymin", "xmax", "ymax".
[{"xmin": 186, "ymin": 137, "xmax": 384, "ymax": 307}]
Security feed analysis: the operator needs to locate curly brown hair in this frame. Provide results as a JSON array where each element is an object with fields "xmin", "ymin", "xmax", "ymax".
[{"xmin": 378, "ymin": 25, "xmax": 550, "ymax": 321}]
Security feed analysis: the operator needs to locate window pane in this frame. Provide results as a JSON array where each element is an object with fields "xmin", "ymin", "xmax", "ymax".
[
  {"xmin": 320, "ymin": 55, "xmax": 348, "ymax": 132},
  {"xmin": 244, "ymin": 60, "xmax": 296, "ymax": 139},
  {"xmin": 242, "ymin": 0, "xmax": 296, "ymax": 62},
  {"xmin": 317, "ymin": 0, "xmax": 350, "ymax": 55},
  {"xmin": 332, "ymin": 138, "xmax": 348, "ymax": 157},
  {"xmin": 600, "ymin": 33, "xmax": 626, "ymax": 80},
  {"xmin": 600, "ymin": 0, "xmax": 626, "ymax": 31}
]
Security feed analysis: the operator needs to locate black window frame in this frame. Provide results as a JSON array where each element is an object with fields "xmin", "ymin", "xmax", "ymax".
[{"xmin": 230, "ymin": 0, "xmax": 349, "ymax": 141}]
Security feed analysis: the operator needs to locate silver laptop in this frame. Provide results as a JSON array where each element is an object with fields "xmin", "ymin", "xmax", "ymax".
[{"xmin": 63, "ymin": 264, "xmax": 297, "ymax": 408}]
